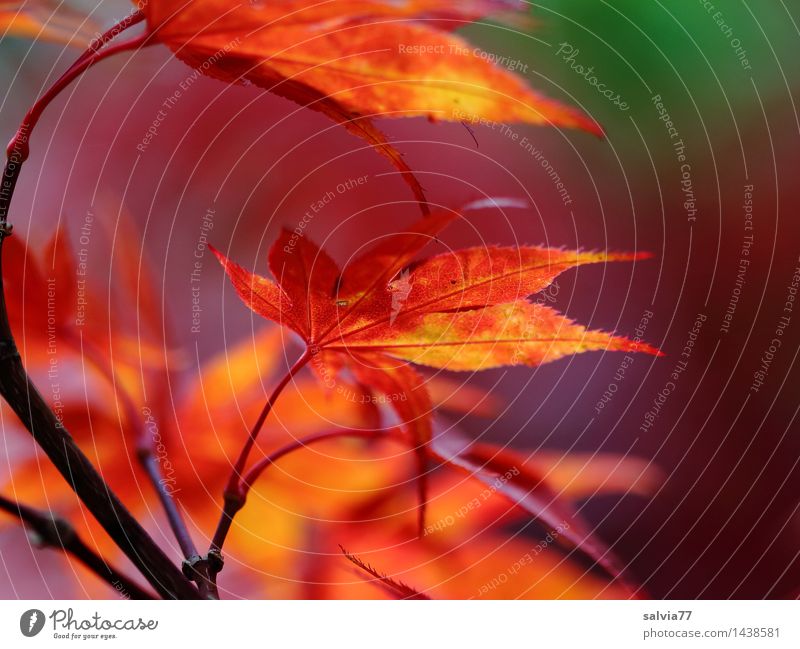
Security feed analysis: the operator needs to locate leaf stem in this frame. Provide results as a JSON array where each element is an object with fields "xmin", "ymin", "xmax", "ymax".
[
  {"xmin": 241, "ymin": 429, "xmax": 390, "ymax": 493},
  {"xmin": 209, "ymin": 428, "xmax": 390, "ymax": 564},
  {"xmin": 0, "ymin": 493, "xmax": 155, "ymax": 599},
  {"xmin": 226, "ymin": 348, "xmax": 312, "ymax": 498},
  {"xmin": 75, "ymin": 10, "xmax": 147, "ymax": 67},
  {"xmin": 1, "ymin": 13, "xmax": 151, "ymax": 221},
  {"xmin": 208, "ymin": 350, "xmax": 312, "ymax": 558},
  {"xmin": 136, "ymin": 449, "xmax": 219, "ymax": 599}
]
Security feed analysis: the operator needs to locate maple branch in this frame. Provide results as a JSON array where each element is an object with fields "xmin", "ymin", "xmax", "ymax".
[
  {"xmin": 137, "ymin": 451, "xmax": 194, "ymax": 557},
  {"xmin": 0, "ymin": 494, "xmax": 154, "ymax": 599},
  {"xmin": 0, "ymin": 13, "xmax": 198, "ymax": 598},
  {"xmin": 137, "ymin": 448, "xmax": 218, "ymax": 599}
]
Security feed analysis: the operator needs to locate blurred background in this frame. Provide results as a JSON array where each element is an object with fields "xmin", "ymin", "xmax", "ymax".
[{"xmin": 1, "ymin": 0, "xmax": 799, "ymax": 598}]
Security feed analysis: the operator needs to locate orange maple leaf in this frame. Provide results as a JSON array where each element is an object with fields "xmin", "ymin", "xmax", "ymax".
[
  {"xmin": 143, "ymin": 0, "xmax": 601, "ymax": 209},
  {"xmin": 429, "ymin": 427, "xmax": 654, "ymax": 588},
  {"xmin": 0, "ymin": 218, "xmax": 660, "ymax": 597},
  {"xmin": 211, "ymin": 200, "xmax": 661, "ymax": 531}
]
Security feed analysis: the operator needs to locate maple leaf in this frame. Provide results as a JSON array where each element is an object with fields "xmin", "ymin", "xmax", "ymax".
[
  {"xmin": 212, "ymin": 200, "xmax": 661, "ymax": 533},
  {"xmin": 3, "ymin": 213, "xmax": 178, "ymax": 382},
  {"xmin": 314, "ymin": 432, "xmax": 661, "ymax": 598},
  {"xmin": 143, "ymin": 0, "xmax": 601, "ymax": 209},
  {"xmin": 429, "ymin": 427, "xmax": 656, "ymax": 589},
  {"xmin": 1, "ymin": 219, "xmax": 658, "ymax": 599},
  {"xmin": 423, "ymin": 373, "xmax": 506, "ymax": 418}
]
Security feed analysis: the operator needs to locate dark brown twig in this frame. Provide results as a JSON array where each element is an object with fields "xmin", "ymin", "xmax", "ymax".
[
  {"xmin": 0, "ymin": 493, "xmax": 154, "ymax": 599},
  {"xmin": 136, "ymin": 449, "xmax": 218, "ymax": 599}
]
